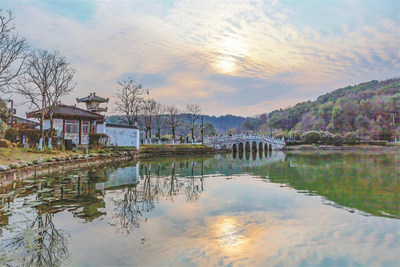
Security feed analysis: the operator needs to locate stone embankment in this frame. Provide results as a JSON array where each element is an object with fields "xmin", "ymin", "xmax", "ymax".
[
  {"xmin": 0, "ymin": 145, "xmax": 227, "ymax": 187},
  {"xmin": 0, "ymin": 149, "xmax": 138, "ymax": 187},
  {"xmin": 139, "ymin": 144, "xmax": 216, "ymax": 158}
]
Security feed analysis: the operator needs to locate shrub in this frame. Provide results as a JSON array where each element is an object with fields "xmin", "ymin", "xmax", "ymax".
[
  {"xmin": 285, "ymin": 140, "xmax": 302, "ymax": 146},
  {"xmin": 301, "ymin": 131, "xmax": 321, "ymax": 144},
  {"xmin": 320, "ymin": 131, "xmax": 333, "ymax": 145},
  {"xmin": 4, "ymin": 128, "xmax": 19, "ymax": 142},
  {"xmin": 161, "ymin": 135, "xmax": 172, "ymax": 142},
  {"xmin": 331, "ymin": 133, "xmax": 343, "ymax": 146},
  {"xmin": 19, "ymin": 128, "xmax": 41, "ymax": 147},
  {"xmin": 0, "ymin": 121, "xmax": 8, "ymax": 139},
  {"xmin": 344, "ymin": 132, "xmax": 360, "ymax": 145},
  {"xmin": 89, "ymin": 133, "xmax": 109, "ymax": 147}
]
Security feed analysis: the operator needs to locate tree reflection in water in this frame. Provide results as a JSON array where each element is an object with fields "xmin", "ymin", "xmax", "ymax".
[
  {"xmin": 110, "ymin": 160, "xmax": 205, "ymax": 233},
  {"xmin": 0, "ymin": 207, "xmax": 70, "ymax": 266}
]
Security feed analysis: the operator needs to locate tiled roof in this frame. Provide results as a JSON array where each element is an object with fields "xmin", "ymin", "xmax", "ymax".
[
  {"xmin": 26, "ymin": 104, "xmax": 104, "ymax": 120},
  {"xmin": 76, "ymin": 93, "xmax": 109, "ymax": 103},
  {"xmin": 106, "ymin": 123, "xmax": 140, "ymax": 129},
  {"xmin": 14, "ymin": 116, "xmax": 38, "ymax": 125},
  {"xmin": 104, "ymin": 117, "xmax": 141, "ymax": 129}
]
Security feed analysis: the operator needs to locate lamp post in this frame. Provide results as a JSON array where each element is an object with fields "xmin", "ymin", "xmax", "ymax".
[
  {"xmin": 7, "ymin": 99, "xmax": 14, "ymax": 128},
  {"xmin": 201, "ymin": 115, "xmax": 204, "ymax": 144}
]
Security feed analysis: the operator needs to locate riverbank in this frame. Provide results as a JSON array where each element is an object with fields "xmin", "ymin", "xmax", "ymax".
[
  {"xmin": 139, "ymin": 144, "xmax": 217, "ymax": 158},
  {"xmin": 285, "ymin": 144, "xmax": 400, "ymax": 152},
  {"xmin": 0, "ymin": 144, "xmax": 222, "ymax": 187},
  {"xmin": 0, "ymin": 147, "xmax": 138, "ymax": 187}
]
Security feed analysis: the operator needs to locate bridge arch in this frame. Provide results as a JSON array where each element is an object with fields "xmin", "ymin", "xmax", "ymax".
[
  {"xmin": 245, "ymin": 142, "xmax": 250, "ymax": 152},
  {"xmin": 239, "ymin": 142, "xmax": 244, "ymax": 153},
  {"xmin": 259, "ymin": 142, "xmax": 263, "ymax": 151},
  {"xmin": 232, "ymin": 143, "xmax": 237, "ymax": 153},
  {"xmin": 245, "ymin": 150, "xmax": 250, "ymax": 160},
  {"xmin": 269, "ymin": 143, "xmax": 272, "ymax": 152},
  {"xmin": 252, "ymin": 141, "xmax": 257, "ymax": 152}
]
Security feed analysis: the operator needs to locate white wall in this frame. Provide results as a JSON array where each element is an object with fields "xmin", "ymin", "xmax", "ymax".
[
  {"xmin": 105, "ymin": 126, "xmax": 140, "ymax": 148},
  {"xmin": 43, "ymin": 119, "xmax": 51, "ymax": 129},
  {"xmin": 97, "ymin": 123, "xmax": 106, "ymax": 134}
]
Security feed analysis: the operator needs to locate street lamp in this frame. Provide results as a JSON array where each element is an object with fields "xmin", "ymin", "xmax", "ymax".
[
  {"xmin": 7, "ymin": 99, "xmax": 14, "ymax": 128},
  {"xmin": 201, "ymin": 115, "xmax": 204, "ymax": 144}
]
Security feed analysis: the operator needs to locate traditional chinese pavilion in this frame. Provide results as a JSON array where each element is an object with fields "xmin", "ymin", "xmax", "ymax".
[
  {"xmin": 26, "ymin": 104, "xmax": 104, "ymax": 146},
  {"xmin": 26, "ymin": 92, "xmax": 140, "ymax": 149},
  {"xmin": 76, "ymin": 92, "xmax": 109, "ymax": 113}
]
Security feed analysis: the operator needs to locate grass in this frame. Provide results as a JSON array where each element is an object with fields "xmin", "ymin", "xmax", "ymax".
[{"xmin": 0, "ymin": 147, "xmax": 84, "ymax": 165}]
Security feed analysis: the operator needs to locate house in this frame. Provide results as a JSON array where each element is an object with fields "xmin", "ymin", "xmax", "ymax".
[
  {"xmin": 25, "ymin": 93, "xmax": 141, "ymax": 149},
  {"xmin": 26, "ymin": 104, "xmax": 104, "ymax": 146},
  {"xmin": 7, "ymin": 115, "xmax": 39, "ymax": 129}
]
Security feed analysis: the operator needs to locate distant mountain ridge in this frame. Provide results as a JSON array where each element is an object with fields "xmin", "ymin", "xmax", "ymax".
[
  {"xmin": 203, "ymin": 114, "xmax": 247, "ymax": 133},
  {"xmin": 106, "ymin": 114, "xmax": 247, "ymax": 134}
]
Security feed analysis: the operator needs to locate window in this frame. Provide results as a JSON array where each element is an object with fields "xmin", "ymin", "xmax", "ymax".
[
  {"xmin": 82, "ymin": 121, "xmax": 89, "ymax": 134},
  {"xmin": 65, "ymin": 120, "xmax": 79, "ymax": 134}
]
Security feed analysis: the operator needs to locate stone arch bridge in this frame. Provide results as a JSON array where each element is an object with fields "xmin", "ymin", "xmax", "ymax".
[{"xmin": 204, "ymin": 134, "xmax": 286, "ymax": 151}]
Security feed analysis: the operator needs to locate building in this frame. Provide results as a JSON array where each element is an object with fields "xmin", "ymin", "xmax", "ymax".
[
  {"xmin": 25, "ymin": 93, "xmax": 141, "ymax": 149},
  {"xmin": 77, "ymin": 93, "xmax": 140, "ymax": 148},
  {"xmin": 26, "ymin": 104, "xmax": 104, "ymax": 146},
  {"xmin": 97, "ymin": 121, "xmax": 140, "ymax": 148},
  {"xmin": 76, "ymin": 92, "xmax": 109, "ymax": 113}
]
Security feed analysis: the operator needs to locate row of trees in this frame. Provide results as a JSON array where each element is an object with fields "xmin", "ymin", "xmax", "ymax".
[
  {"xmin": 0, "ymin": 9, "xmax": 76, "ymax": 146},
  {"xmin": 114, "ymin": 77, "xmax": 205, "ymax": 142}
]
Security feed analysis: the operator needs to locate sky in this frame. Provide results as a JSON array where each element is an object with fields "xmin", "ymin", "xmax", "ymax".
[{"xmin": 2, "ymin": 0, "xmax": 400, "ymax": 117}]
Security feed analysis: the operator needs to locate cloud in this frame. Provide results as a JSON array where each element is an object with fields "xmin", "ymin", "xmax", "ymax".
[{"xmin": 2, "ymin": 0, "xmax": 399, "ymax": 116}]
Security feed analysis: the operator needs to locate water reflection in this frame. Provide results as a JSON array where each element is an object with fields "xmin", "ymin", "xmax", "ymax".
[
  {"xmin": 0, "ymin": 151, "xmax": 399, "ymax": 266},
  {"xmin": 1, "ymin": 200, "xmax": 70, "ymax": 266}
]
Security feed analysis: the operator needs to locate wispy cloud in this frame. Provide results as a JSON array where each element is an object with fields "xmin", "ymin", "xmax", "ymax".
[{"xmin": 3, "ymin": 0, "xmax": 399, "ymax": 116}]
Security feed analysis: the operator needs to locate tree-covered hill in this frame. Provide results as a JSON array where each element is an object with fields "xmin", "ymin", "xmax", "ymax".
[
  {"xmin": 241, "ymin": 78, "xmax": 400, "ymax": 141},
  {"xmin": 203, "ymin": 114, "xmax": 247, "ymax": 133}
]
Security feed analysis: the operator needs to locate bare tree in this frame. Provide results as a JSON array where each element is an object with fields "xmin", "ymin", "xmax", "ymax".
[
  {"xmin": 153, "ymin": 101, "xmax": 166, "ymax": 143},
  {"xmin": 140, "ymin": 98, "xmax": 157, "ymax": 143},
  {"xmin": 0, "ymin": 209, "xmax": 70, "ymax": 266},
  {"xmin": 166, "ymin": 105, "xmax": 181, "ymax": 143},
  {"xmin": 15, "ymin": 49, "xmax": 75, "ymax": 144},
  {"xmin": 0, "ymin": 9, "xmax": 28, "ymax": 94},
  {"xmin": 48, "ymin": 52, "xmax": 76, "ymax": 141},
  {"xmin": 184, "ymin": 103, "xmax": 201, "ymax": 143},
  {"xmin": 0, "ymin": 97, "xmax": 9, "ymax": 122},
  {"xmin": 114, "ymin": 77, "xmax": 147, "ymax": 126}
]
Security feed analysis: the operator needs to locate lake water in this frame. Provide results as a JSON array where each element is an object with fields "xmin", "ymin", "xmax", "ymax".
[{"xmin": 1, "ymin": 151, "xmax": 399, "ymax": 266}]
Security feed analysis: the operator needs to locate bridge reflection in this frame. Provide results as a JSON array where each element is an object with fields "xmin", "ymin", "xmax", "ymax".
[{"xmin": 233, "ymin": 147, "xmax": 273, "ymax": 160}]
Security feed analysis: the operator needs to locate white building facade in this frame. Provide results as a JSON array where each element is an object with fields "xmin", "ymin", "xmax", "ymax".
[{"xmin": 97, "ymin": 122, "xmax": 140, "ymax": 149}]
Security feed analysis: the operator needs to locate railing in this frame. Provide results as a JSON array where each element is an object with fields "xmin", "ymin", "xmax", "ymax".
[{"xmin": 203, "ymin": 133, "xmax": 286, "ymax": 145}]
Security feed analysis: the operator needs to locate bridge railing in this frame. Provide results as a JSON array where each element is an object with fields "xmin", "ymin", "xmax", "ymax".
[{"xmin": 203, "ymin": 133, "xmax": 286, "ymax": 145}]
